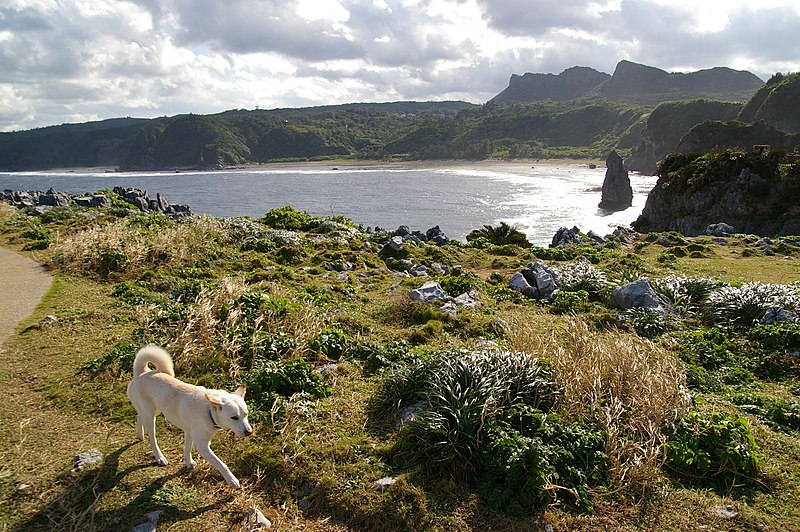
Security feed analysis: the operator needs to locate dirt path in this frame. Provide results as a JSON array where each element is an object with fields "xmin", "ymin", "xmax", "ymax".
[{"xmin": 0, "ymin": 247, "xmax": 52, "ymax": 343}]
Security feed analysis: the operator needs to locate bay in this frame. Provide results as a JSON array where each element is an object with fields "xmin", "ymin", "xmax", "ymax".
[{"xmin": 0, "ymin": 162, "xmax": 657, "ymax": 246}]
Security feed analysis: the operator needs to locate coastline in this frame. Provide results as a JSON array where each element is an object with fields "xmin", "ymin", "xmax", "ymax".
[{"xmin": 16, "ymin": 158, "xmax": 606, "ymax": 175}]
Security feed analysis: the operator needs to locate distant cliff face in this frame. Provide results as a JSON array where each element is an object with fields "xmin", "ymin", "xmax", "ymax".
[
  {"xmin": 491, "ymin": 66, "xmax": 610, "ymax": 103},
  {"xmin": 492, "ymin": 60, "xmax": 763, "ymax": 107},
  {"xmin": 591, "ymin": 61, "xmax": 764, "ymax": 105}
]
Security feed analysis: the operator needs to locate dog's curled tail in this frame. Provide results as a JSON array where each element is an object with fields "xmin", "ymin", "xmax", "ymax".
[{"xmin": 132, "ymin": 345, "xmax": 175, "ymax": 378}]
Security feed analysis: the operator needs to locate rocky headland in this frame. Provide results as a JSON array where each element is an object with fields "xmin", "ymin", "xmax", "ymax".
[{"xmin": 633, "ymin": 148, "xmax": 800, "ymax": 236}]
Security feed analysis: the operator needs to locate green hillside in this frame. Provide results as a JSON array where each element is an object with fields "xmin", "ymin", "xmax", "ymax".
[
  {"xmin": 627, "ymin": 100, "xmax": 742, "ymax": 173},
  {"xmin": 738, "ymin": 73, "xmax": 800, "ymax": 133}
]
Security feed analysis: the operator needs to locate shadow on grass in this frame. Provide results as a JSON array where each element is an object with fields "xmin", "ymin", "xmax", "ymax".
[{"xmin": 13, "ymin": 441, "xmax": 233, "ymax": 532}]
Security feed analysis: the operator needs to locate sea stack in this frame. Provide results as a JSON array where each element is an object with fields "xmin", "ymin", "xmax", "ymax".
[{"xmin": 599, "ymin": 150, "xmax": 633, "ymax": 211}]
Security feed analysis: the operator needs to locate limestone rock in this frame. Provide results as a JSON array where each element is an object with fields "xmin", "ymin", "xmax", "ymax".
[
  {"xmin": 374, "ymin": 476, "xmax": 398, "ymax": 492},
  {"xmin": 610, "ymin": 279, "xmax": 673, "ymax": 314},
  {"xmin": 598, "ymin": 151, "xmax": 633, "ymax": 211},
  {"xmin": 410, "ymin": 281, "xmax": 448, "ymax": 303},
  {"xmin": 509, "ymin": 260, "xmax": 560, "ymax": 300},
  {"xmin": 71, "ymin": 449, "xmax": 103, "ymax": 474},
  {"xmin": 551, "ymin": 226, "xmax": 588, "ymax": 247},
  {"xmin": 704, "ymin": 222, "xmax": 736, "ymax": 236}
]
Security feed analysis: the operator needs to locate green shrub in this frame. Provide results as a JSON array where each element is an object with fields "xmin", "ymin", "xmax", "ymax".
[
  {"xmin": 381, "ymin": 350, "xmax": 559, "ymax": 470},
  {"xmin": 112, "ymin": 281, "xmax": 162, "ymax": 305},
  {"xmin": 259, "ymin": 205, "xmax": 313, "ymax": 230},
  {"xmin": 349, "ymin": 340, "xmax": 411, "ymax": 373},
  {"xmin": 20, "ymin": 223, "xmax": 52, "ymax": 250},
  {"xmin": 732, "ymin": 393, "xmax": 800, "ymax": 433},
  {"xmin": 552, "ymin": 260, "xmax": 610, "ymax": 295},
  {"xmin": 373, "ymin": 349, "xmax": 613, "ymax": 513},
  {"xmin": 479, "ymin": 410, "xmax": 607, "ymax": 513},
  {"xmin": 243, "ymin": 358, "xmax": 329, "ymax": 418},
  {"xmin": 98, "ymin": 249, "xmax": 128, "ymax": 275},
  {"xmin": 241, "ymin": 238, "xmax": 278, "ymax": 253},
  {"xmin": 656, "ymin": 251, "xmax": 677, "ymax": 266},
  {"xmin": 748, "ymin": 321, "xmax": 800, "ymax": 349},
  {"xmin": 238, "ymin": 331, "xmax": 297, "ymax": 368},
  {"xmin": 549, "ymin": 290, "xmax": 592, "ymax": 314},
  {"xmin": 466, "ymin": 222, "xmax": 530, "ymax": 247},
  {"xmin": 652, "ymin": 275, "xmax": 725, "ymax": 314},
  {"xmin": 672, "ymin": 327, "xmax": 736, "ymax": 371},
  {"xmin": 664, "ymin": 410, "xmax": 758, "ymax": 482},
  {"xmin": 657, "ymin": 148, "xmax": 784, "ymax": 193},
  {"xmin": 79, "ymin": 341, "xmax": 138, "ymax": 376},
  {"xmin": 438, "ymin": 272, "xmax": 479, "ymax": 297},
  {"xmin": 274, "ymin": 244, "xmax": 308, "ymax": 265},
  {"xmin": 308, "ymin": 327, "xmax": 350, "ymax": 360},
  {"xmin": 622, "ymin": 308, "xmax": 673, "ymax": 338}
]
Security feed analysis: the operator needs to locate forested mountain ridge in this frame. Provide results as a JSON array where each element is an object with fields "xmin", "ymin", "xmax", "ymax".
[
  {"xmin": 0, "ymin": 62, "xmax": 776, "ymax": 171},
  {"xmin": 589, "ymin": 60, "xmax": 763, "ymax": 105},
  {"xmin": 491, "ymin": 66, "xmax": 611, "ymax": 103},
  {"xmin": 491, "ymin": 60, "xmax": 763, "ymax": 106}
]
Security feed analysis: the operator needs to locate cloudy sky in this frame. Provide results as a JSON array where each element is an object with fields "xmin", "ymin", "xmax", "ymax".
[{"xmin": 2, "ymin": 0, "xmax": 799, "ymax": 132}]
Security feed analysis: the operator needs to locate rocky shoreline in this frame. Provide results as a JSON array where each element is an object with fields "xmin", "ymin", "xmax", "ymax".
[{"xmin": 1, "ymin": 187, "xmax": 192, "ymax": 218}]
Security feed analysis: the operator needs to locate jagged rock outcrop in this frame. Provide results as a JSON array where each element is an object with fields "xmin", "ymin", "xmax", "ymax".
[
  {"xmin": 633, "ymin": 167, "xmax": 800, "ymax": 236},
  {"xmin": 1, "ymin": 187, "xmax": 192, "ymax": 217},
  {"xmin": 591, "ymin": 61, "xmax": 763, "ymax": 106},
  {"xmin": 550, "ymin": 226, "xmax": 605, "ymax": 247},
  {"xmin": 598, "ymin": 151, "xmax": 633, "ymax": 210},
  {"xmin": 491, "ymin": 66, "xmax": 610, "ymax": 103},
  {"xmin": 508, "ymin": 260, "xmax": 559, "ymax": 300}
]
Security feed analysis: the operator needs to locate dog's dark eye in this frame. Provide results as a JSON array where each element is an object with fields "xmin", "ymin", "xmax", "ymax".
[{"xmin": 231, "ymin": 416, "xmax": 239, "ymax": 420}]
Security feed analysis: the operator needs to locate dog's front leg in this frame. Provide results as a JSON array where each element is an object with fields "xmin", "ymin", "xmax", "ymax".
[
  {"xmin": 196, "ymin": 441, "xmax": 240, "ymax": 488},
  {"xmin": 183, "ymin": 434, "xmax": 197, "ymax": 469}
]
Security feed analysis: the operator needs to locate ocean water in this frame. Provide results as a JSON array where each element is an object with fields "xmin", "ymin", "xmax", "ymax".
[{"xmin": 0, "ymin": 163, "xmax": 657, "ymax": 246}]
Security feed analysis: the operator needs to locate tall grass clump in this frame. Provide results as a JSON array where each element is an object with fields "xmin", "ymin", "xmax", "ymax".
[
  {"xmin": 503, "ymin": 312, "xmax": 687, "ymax": 487},
  {"xmin": 49, "ymin": 214, "xmax": 228, "ymax": 278},
  {"xmin": 374, "ymin": 349, "xmax": 612, "ymax": 511},
  {"xmin": 159, "ymin": 278, "xmax": 331, "ymax": 420},
  {"xmin": 651, "ymin": 275, "xmax": 725, "ymax": 314},
  {"xmin": 703, "ymin": 282, "xmax": 800, "ymax": 326},
  {"xmin": 552, "ymin": 259, "xmax": 612, "ymax": 296}
]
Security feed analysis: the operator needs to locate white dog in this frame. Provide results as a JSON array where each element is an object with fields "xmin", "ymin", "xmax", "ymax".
[{"xmin": 126, "ymin": 345, "xmax": 253, "ymax": 488}]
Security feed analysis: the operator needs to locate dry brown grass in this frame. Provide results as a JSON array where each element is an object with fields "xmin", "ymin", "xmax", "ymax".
[
  {"xmin": 0, "ymin": 202, "xmax": 14, "ymax": 222},
  {"xmin": 165, "ymin": 278, "xmax": 327, "ymax": 380},
  {"xmin": 48, "ymin": 215, "xmax": 228, "ymax": 278},
  {"xmin": 501, "ymin": 309, "xmax": 688, "ymax": 487}
]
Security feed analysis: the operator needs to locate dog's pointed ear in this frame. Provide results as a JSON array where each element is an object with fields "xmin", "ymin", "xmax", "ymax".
[
  {"xmin": 205, "ymin": 392, "xmax": 223, "ymax": 408},
  {"xmin": 234, "ymin": 384, "xmax": 247, "ymax": 399}
]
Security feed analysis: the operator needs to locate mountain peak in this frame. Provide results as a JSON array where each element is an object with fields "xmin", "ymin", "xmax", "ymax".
[
  {"xmin": 491, "ymin": 60, "xmax": 764, "ymax": 106},
  {"xmin": 491, "ymin": 66, "xmax": 610, "ymax": 103}
]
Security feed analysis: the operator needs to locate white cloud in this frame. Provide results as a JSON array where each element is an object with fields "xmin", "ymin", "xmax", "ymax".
[{"xmin": 1, "ymin": 0, "xmax": 799, "ymax": 131}]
